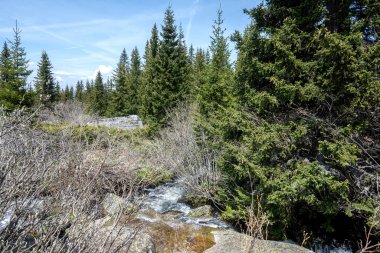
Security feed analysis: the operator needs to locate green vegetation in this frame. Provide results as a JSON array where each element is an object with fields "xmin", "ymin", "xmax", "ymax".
[
  {"xmin": 35, "ymin": 51, "xmax": 57, "ymax": 105},
  {"xmin": 0, "ymin": 1, "xmax": 379, "ymax": 247},
  {"xmin": 136, "ymin": 167, "xmax": 174, "ymax": 187}
]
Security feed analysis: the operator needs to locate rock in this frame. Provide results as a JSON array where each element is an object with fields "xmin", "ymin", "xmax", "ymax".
[
  {"xmin": 99, "ymin": 225, "xmax": 155, "ymax": 253},
  {"xmin": 87, "ymin": 115, "xmax": 143, "ymax": 130},
  {"xmin": 68, "ymin": 216, "xmax": 155, "ymax": 253},
  {"xmin": 102, "ymin": 193, "xmax": 136, "ymax": 216},
  {"xmin": 188, "ymin": 205, "xmax": 213, "ymax": 218},
  {"xmin": 205, "ymin": 230, "xmax": 313, "ymax": 253}
]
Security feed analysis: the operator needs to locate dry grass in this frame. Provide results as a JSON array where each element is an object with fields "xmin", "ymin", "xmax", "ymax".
[
  {"xmin": 144, "ymin": 102, "xmax": 221, "ymax": 202},
  {"xmin": 0, "ymin": 106, "xmax": 148, "ymax": 252}
]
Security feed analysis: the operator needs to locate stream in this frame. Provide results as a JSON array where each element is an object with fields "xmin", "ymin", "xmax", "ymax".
[
  {"xmin": 137, "ymin": 182, "xmax": 230, "ymax": 230},
  {"xmin": 0, "ymin": 181, "xmax": 356, "ymax": 252},
  {"xmin": 137, "ymin": 181, "xmax": 355, "ymax": 253}
]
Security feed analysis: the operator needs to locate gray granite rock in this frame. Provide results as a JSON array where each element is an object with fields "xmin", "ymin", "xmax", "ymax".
[
  {"xmin": 68, "ymin": 216, "xmax": 155, "ymax": 253},
  {"xmin": 205, "ymin": 230, "xmax": 313, "ymax": 253},
  {"xmin": 102, "ymin": 193, "xmax": 136, "ymax": 216}
]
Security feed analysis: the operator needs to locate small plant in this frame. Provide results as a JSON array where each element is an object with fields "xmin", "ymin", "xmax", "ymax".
[{"xmin": 359, "ymin": 206, "xmax": 380, "ymax": 253}]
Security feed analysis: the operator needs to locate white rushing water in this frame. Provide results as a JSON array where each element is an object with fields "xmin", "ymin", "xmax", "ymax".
[
  {"xmin": 139, "ymin": 181, "xmax": 356, "ymax": 252},
  {"xmin": 139, "ymin": 181, "xmax": 230, "ymax": 229}
]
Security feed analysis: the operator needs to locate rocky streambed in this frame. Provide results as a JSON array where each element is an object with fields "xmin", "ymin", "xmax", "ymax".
[
  {"xmin": 97, "ymin": 181, "xmax": 315, "ymax": 253},
  {"xmin": 0, "ymin": 180, "xmax": 353, "ymax": 252}
]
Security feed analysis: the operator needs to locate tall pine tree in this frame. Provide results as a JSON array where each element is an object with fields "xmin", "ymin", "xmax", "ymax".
[
  {"xmin": 0, "ymin": 23, "xmax": 32, "ymax": 110},
  {"xmin": 197, "ymin": 7, "xmax": 233, "ymax": 118},
  {"xmin": 34, "ymin": 51, "xmax": 56, "ymax": 105},
  {"xmin": 93, "ymin": 71, "xmax": 106, "ymax": 115},
  {"xmin": 128, "ymin": 47, "xmax": 142, "ymax": 114},
  {"xmin": 140, "ymin": 24, "xmax": 160, "ymax": 120},
  {"xmin": 0, "ymin": 42, "xmax": 15, "ymax": 109},
  {"xmin": 109, "ymin": 49, "xmax": 130, "ymax": 116}
]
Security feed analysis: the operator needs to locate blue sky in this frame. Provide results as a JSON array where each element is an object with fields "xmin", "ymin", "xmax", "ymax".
[{"xmin": 0, "ymin": 0, "xmax": 259, "ymax": 87}]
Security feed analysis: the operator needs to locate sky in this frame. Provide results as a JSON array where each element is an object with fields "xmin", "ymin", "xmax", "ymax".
[{"xmin": 0, "ymin": 0, "xmax": 259, "ymax": 87}]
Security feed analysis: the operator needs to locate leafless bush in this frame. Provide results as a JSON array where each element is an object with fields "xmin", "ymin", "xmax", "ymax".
[
  {"xmin": 244, "ymin": 195, "xmax": 269, "ymax": 242},
  {"xmin": 359, "ymin": 205, "xmax": 380, "ymax": 253},
  {"xmin": 0, "ymin": 107, "xmax": 146, "ymax": 252},
  {"xmin": 145, "ymin": 102, "xmax": 221, "ymax": 200},
  {"xmin": 38, "ymin": 101, "xmax": 95, "ymax": 125}
]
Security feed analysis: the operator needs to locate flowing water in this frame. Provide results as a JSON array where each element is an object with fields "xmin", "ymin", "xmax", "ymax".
[
  {"xmin": 138, "ymin": 182, "xmax": 230, "ymax": 229},
  {"xmin": 0, "ymin": 182, "xmax": 356, "ymax": 252},
  {"xmin": 137, "ymin": 181, "xmax": 355, "ymax": 253}
]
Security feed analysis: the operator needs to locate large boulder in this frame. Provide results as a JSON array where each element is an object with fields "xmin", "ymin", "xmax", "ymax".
[
  {"xmin": 96, "ymin": 224, "xmax": 155, "ymax": 253},
  {"xmin": 68, "ymin": 216, "xmax": 155, "ymax": 253},
  {"xmin": 205, "ymin": 230, "xmax": 313, "ymax": 253},
  {"xmin": 187, "ymin": 205, "xmax": 213, "ymax": 218}
]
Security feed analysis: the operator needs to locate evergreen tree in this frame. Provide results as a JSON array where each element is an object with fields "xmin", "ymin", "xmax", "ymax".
[
  {"xmin": 69, "ymin": 86, "xmax": 74, "ymax": 101},
  {"xmin": 188, "ymin": 44, "xmax": 195, "ymax": 64},
  {"xmin": 9, "ymin": 22, "xmax": 32, "ymax": 105},
  {"xmin": 196, "ymin": 0, "xmax": 380, "ymax": 242},
  {"xmin": 177, "ymin": 24, "xmax": 191, "ymax": 97},
  {"xmin": 0, "ymin": 23, "xmax": 32, "ymax": 110},
  {"xmin": 75, "ymin": 80, "xmax": 84, "ymax": 102},
  {"xmin": 197, "ymin": 7, "xmax": 233, "ymax": 118},
  {"xmin": 192, "ymin": 48, "xmax": 208, "ymax": 90},
  {"xmin": 54, "ymin": 82, "xmax": 60, "ymax": 101},
  {"xmin": 144, "ymin": 6, "xmax": 190, "ymax": 126},
  {"xmin": 61, "ymin": 85, "xmax": 70, "ymax": 102},
  {"xmin": 93, "ymin": 71, "xmax": 106, "ymax": 115},
  {"xmin": 140, "ymin": 24, "xmax": 160, "ymax": 119},
  {"xmin": 128, "ymin": 47, "xmax": 142, "ymax": 114},
  {"xmin": 209, "ymin": 8, "xmax": 231, "ymax": 81},
  {"xmin": 0, "ymin": 42, "xmax": 13, "ymax": 83},
  {"xmin": 109, "ymin": 49, "xmax": 129, "ymax": 116},
  {"xmin": 0, "ymin": 42, "xmax": 15, "ymax": 109},
  {"xmin": 34, "ymin": 51, "xmax": 55, "ymax": 105}
]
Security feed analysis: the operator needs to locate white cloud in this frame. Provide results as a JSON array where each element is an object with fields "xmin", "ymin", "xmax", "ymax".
[
  {"xmin": 89, "ymin": 65, "xmax": 113, "ymax": 80},
  {"xmin": 55, "ymin": 76, "xmax": 63, "ymax": 82}
]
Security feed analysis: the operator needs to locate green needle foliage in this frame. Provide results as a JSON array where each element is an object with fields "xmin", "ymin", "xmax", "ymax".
[
  {"xmin": 35, "ymin": 51, "xmax": 56, "ymax": 106},
  {"xmin": 195, "ymin": 0, "xmax": 380, "ymax": 242},
  {"xmin": 0, "ymin": 23, "xmax": 32, "ymax": 110}
]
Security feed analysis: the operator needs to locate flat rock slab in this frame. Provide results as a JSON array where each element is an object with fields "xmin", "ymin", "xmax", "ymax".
[
  {"xmin": 205, "ymin": 230, "xmax": 313, "ymax": 253},
  {"xmin": 87, "ymin": 115, "xmax": 143, "ymax": 130}
]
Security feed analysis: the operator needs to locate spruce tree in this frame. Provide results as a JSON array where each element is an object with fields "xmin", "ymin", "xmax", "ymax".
[
  {"xmin": 192, "ymin": 48, "xmax": 208, "ymax": 90},
  {"xmin": 75, "ymin": 80, "xmax": 84, "ymax": 102},
  {"xmin": 201, "ymin": 0, "xmax": 380, "ymax": 242},
  {"xmin": 109, "ymin": 49, "xmax": 129, "ymax": 116},
  {"xmin": 0, "ymin": 23, "xmax": 32, "ymax": 110},
  {"xmin": 9, "ymin": 22, "xmax": 32, "ymax": 105},
  {"xmin": 188, "ymin": 44, "xmax": 195, "ymax": 64},
  {"xmin": 93, "ymin": 71, "xmax": 106, "ymax": 115},
  {"xmin": 128, "ymin": 47, "xmax": 142, "ymax": 114},
  {"xmin": 0, "ymin": 42, "xmax": 15, "ymax": 109},
  {"xmin": 140, "ymin": 24, "xmax": 160, "ymax": 119},
  {"xmin": 34, "ymin": 51, "xmax": 55, "ymax": 105},
  {"xmin": 197, "ymin": 7, "xmax": 233, "ymax": 118},
  {"xmin": 145, "ymin": 6, "xmax": 190, "ymax": 126},
  {"xmin": 0, "ymin": 42, "xmax": 13, "ymax": 84}
]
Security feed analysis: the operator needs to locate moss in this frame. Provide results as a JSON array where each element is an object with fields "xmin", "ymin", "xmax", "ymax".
[
  {"xmin": 136, "ymin": 167, "xmax": 174, "ymax": 187},
  {"xmin": 141, "ymin": 220, "xmax": 216, "ymax": 253},
  {"xmin": 180, "ymin": 195, "xmax": 209, "ymax": 208}
]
